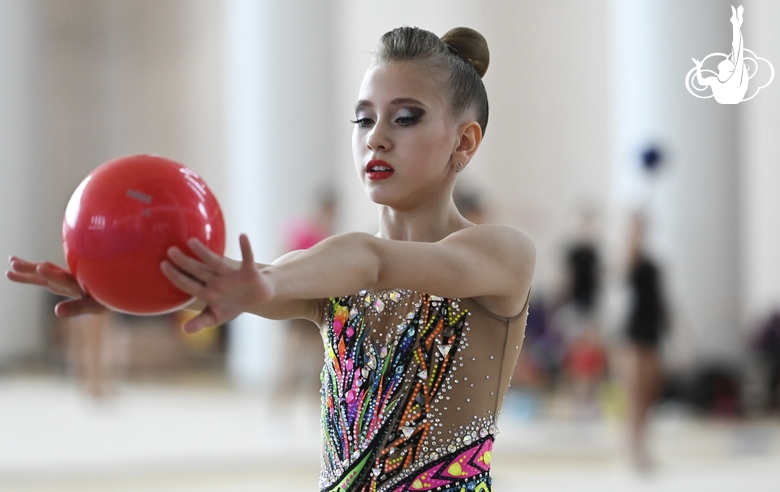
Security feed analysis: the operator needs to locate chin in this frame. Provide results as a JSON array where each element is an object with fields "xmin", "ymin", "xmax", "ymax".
[
  {"xmin": 365, "ymin": 190, "xmax": 395, "ymax": 207},
  {"xmin": 363, "ymin": 186, "xmax": 404, "ymax": 209}
]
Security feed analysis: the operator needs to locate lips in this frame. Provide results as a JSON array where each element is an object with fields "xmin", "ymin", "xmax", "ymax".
[{"xmin": 366, "ymin": 159, "xmax": 394, "ymax": 180}]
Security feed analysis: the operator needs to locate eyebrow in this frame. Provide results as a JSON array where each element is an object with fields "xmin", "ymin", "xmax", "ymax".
[{"xmin": 354, "ymin": 97, "xmax": 427, "ymax": 111}]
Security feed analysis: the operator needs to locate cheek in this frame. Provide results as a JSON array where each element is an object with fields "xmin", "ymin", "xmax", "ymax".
[
  {"xmin": 410, "ymin": 129, "xmax": 452, "ymax": 166},
  {"xmin": 352, "ymin": 129, "xmax": 363, "ymax": 167}
]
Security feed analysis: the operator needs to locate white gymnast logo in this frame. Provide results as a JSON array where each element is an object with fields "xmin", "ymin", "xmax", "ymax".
[{"xmin": 685, "ymin": 5, "xmax": 774, "ymax": 104}]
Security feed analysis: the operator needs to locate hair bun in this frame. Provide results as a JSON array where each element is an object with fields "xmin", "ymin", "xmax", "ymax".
[{"xmin": 441, "ymin": 27, "xmax": 489, "ymax": 78}]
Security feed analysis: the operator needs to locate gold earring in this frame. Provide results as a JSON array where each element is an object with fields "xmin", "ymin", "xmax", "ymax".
[{"xmin": 455, "ymin": 162, "xmax": 463, "ymax": 173}]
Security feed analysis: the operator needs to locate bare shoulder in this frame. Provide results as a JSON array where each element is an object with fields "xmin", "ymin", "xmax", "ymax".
[
  {"xmin": 449, "ymin": 222, "xmax": 532, "ymax": 242},
  {"xmin": 447, "ymin": 224, "xmax": 536, "ymax": 269},
  {"xmin": 446, "ymin": 224, "xmax": 535, "ymax": 317}
]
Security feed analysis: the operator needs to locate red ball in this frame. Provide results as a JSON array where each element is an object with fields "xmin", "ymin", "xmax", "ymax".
[{"xmin": 62, "ymin": 155, "xmax": 226, "ymax": 315}]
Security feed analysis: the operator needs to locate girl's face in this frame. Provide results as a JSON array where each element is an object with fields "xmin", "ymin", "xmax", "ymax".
[{"xmin": 352, "ymin": 62, "xmax": 459, "ymax": 210}]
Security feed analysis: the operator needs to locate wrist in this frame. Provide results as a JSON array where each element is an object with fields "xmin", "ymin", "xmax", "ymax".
[{"xmin": 257, "ymin": 265, "xmax": 278, "ymax": 303}]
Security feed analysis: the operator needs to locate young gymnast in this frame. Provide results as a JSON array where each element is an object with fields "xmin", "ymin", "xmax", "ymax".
[{"xmin": 8, "ymin": 26, "xmax": 535, "ymax": 492}]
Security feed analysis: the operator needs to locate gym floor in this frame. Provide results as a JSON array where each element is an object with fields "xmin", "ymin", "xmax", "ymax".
[{"xmin": 1, "ymin": 375, "xmax": 778, "ymax": 492}]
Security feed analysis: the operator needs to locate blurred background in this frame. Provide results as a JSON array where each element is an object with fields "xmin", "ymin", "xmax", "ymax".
[{"xmin": 1, "ymin": 0, "xmax": 779, "ymax": 490}]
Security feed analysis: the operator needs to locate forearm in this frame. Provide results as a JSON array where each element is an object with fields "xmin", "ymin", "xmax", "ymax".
[{"xmin": 261, "ymin": 232, "xmax": 380, "ymax": 301}]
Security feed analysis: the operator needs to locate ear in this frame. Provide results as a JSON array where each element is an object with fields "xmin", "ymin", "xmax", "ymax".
[{"xmin": 451, "ymin": 120, "xmax": 482, "ymax": 170}]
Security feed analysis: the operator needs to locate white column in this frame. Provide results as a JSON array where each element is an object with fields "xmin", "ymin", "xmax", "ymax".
[
  {"xmin": 610, "ymin": 0, "xmax": 742, "ymax": 364},
  {"xmin": 0, "ymin": 0, "xmax": 44, "ymax": 361},
  {"xmin": 224, "ymin": 0, "xmax": 335, "ymax": 389}
]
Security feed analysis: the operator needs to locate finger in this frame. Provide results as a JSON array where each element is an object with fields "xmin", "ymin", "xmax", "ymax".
[
  {"xmin": 8, "ymin": 256, "xmax": 33, "ymax": 273},
  {"xmin": 55, "ymin": 297, "xmax": 109, "ymax": 317},
  {"xmin": 5, "ymin": 269, "xmax": 48, "ymax": 287},
  {"xmin": 8, "ymin": 257, "xmax": 45, "ymax": 275},
  {"xmin": 167, "ymin": 246, "xmax": 216, "ymax": 283},
  {"xmin": 239, "ymin": 234, "xmax": 254, "ymax": 267},
  {"xmin": 37, "ymin": 263, "xmax": 85, "ymax": 298},
  {"xmin": 161, "ymin": 260, "xmax": 204, "ymax": 297},
  {"xmin": 187, "ymin": 238, "xmax": 228, "ymax": 271},
  {"xmin": 182, "ymin": 309, "xmax": 218, "ymax": 334}
]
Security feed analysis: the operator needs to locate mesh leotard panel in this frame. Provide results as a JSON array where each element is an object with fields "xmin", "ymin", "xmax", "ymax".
[{"xmin": 317, "ymin": 289, "xmax": 530, "ymax": 491}]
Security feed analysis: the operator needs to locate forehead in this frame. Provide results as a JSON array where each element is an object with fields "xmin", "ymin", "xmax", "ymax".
[{"xmin": 355, "ymin": 61, "xmax": 447, "ymax": 111}]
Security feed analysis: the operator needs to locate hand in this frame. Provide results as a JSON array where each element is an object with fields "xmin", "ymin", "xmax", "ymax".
[
  {"xmin": 161, "ymin": 234, "xmax": 273, "ymax": 334},
  {"xmin": 692, "ymin": 58, "xmax": 702, "ymax": 67},
  {"xmin": 5, "ymin": 257, "xmax": 109, "ymax": 316}
]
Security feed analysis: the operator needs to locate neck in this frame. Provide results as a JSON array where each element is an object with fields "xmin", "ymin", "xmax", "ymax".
[{"xmin": 377, "ymin": 195, "xmax": 470, "ymax": 242}]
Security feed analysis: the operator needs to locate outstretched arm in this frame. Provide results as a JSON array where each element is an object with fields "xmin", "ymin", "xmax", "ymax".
[
  {"xmin": 6, "ymin": 250, "xmax": 321, "ymax": 322},
  {"xmin": 164, "ymin": 226, "xmax": 535, "ymax": 333}
]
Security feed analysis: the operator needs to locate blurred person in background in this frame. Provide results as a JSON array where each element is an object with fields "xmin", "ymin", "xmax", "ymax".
[
  {"xmin": 562, "ymin": 324, "xmax": 608, "ymax": 419},
  {"xmin": 552, "ymin": 206, "xmax": 608, "ymax": 417},
  {"xmin": 550, "ymin": 207, "xmax": 602, "ymax": 341},
  {"xmin": 622, "ymin": 211, "xmax": 668, "ymax": 471},
  {"xmin": 566, "ymin": 208, "xmax": 601, "ymax": 322}
]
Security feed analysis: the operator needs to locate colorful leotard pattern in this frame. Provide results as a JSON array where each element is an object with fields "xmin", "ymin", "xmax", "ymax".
[{"xmin": 319, "ymin": 289, "xmax": 526, "ymax": 492}]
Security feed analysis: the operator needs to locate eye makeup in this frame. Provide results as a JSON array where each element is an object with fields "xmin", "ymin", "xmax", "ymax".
[
  {"xmin": 351, "ymin": 107, "xmax": 425, "ymax": 128},
  {"xmin": 395, "ymin": 107, "xmax": 425, "ymax": 126}
]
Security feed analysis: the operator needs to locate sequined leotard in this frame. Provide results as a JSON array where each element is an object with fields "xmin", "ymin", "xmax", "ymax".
[{"xmin": 316, "ymin": 288, "xmax": 531, "ymax": 492}]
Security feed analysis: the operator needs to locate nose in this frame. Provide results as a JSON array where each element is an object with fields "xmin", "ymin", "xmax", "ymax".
[{"xmin": 366, "ymin": 123, "xmax": 389, "ymax": 151}]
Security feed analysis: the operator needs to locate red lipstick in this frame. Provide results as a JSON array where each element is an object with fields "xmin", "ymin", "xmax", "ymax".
[{"xmin": 366, "ymin": 160, "xmax": 395, "ymax": 180}]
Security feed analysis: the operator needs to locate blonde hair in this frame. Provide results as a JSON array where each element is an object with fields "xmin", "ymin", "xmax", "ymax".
[{"xmin": 373, "ymin": 26, "xmax": 490, "ymax": 135}]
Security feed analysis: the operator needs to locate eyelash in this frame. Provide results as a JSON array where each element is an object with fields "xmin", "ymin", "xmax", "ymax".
[
  {"xmin": 350, "ymin": 118, "xmax": 372, "ymax": 128},
  {"xmin": 396, "ymin": 115, "xmax": 419, "ymax": 126},
  {"xmin": 350, "ymin": 115, "xmax": 421, "ymax": 128}
]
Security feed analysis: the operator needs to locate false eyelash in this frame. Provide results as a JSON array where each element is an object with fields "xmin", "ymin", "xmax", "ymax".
[{"xmin": 350, "ymin": 118, "xmax": 373, "ymax": 127}]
